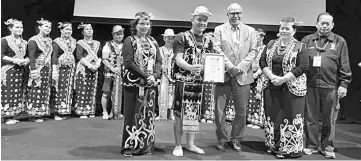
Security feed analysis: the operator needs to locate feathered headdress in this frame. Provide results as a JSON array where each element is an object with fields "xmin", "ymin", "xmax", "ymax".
[
  {"xmin": 58, "ymin": 22, "xmax": 72, "ymax": 29},
  {"xmin": 77, "ymin": 22, "xmax": 91, "ymax": 30},
  {"xmin": 4, "ymin": 18, "xmax": 21, "ymax": 26},
  {"xmin": 37, "ymin": 18, "xmax": 51, "ymax": 25}
]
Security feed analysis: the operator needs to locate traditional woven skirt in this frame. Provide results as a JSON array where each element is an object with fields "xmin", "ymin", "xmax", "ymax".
[
  {"xmin": 26, "ymin": 66, "xmax": 51, "ymax": 116},
  {"xmin": 53, "ymin": 65, "xmax": 74, "ymax": 115},
  {"xmin": 173, "ymin": 82, "xmax": 204, "ymax": 133},
  {"xmin": 74, "ymin": 68, "xmax": 98, "ymax": 116},
  {"xmin": 1, "ymin": 66, "xmax": 26, "ymax": 117},
  {"xmin": 121, "ymin": 86, "xmax": 156, "ymax": 155},
  {"xmin": 111, "ymin": 75, "xmax": 123, "ymax": 120},
  {"xmin": 158, "ymin": 75, "xmax": 175, "ymax": 120},
  {"xmin": 264, "ymin": 87, "xmax": 304, "ymax": 158},
  {"xmin": 202, "ymin": 82, "xmax": 215, "ymax": 121},
  {"xmin": 246, "ymin": 82, "xmax": 264, "ymax": 126}
]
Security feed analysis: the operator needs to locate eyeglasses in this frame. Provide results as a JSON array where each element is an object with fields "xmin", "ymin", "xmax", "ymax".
[
  {"xmin": 318, "ymin": 21, "xmax": 332, "ymax": 27},
  {"xmin": 229, "ymin": 12, "xmax": 242, "ymax": 16}
]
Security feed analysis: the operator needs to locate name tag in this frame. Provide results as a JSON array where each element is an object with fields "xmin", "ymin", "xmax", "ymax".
[
  {"xmin": 139, "ymin": 86, "xmax": 144, "ymax": 97},
  {"xmin": 147, "ymin": 59, "xmax": 154, "ymax": 71},
  {"xmin": 313, "ymin": 56, "xmax": 322, "ymax": 67}
]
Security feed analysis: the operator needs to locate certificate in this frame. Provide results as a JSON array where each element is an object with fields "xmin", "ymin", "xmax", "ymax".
[{"xmin": 203, "ymin": 53, "xmax": 225, "ymax": 83}]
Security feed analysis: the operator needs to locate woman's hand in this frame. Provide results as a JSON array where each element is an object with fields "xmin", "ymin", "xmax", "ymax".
[
  {"xmin": 161, "ymin": 65, "xmax": 167, "ymax": 74},
  {"xmin": 271, "ymin": 76, "xmax": 286, "ymax": 86},
  {"xmin": 22, "ymin": 58, "xmax": 30, "ymax": 66},
  {"xmin": 52, "ymin": 70, "xmax": 59, "ymax": 80},
  {"xmin": 30, "ymin": 70, "xmax": 40, "ymax": 79},
  {"xmin": 88, "ymin": 64, "xmax": 97, "ymax": 72}
]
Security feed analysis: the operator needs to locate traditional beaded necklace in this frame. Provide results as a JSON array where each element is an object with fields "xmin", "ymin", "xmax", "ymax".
[
  {"xmin": 11, "ymin": 35, "xmax": 24, "ymax": 54},
  {"xmin": 62, "ymin": 36, "xmax": 72, "ymax": 52},
  {"xmin": 277, "ymin": 39, "xmax": 295, "ymax": 55},
  {"xmin": 84, "ymin": 39, "xmax": 95, "ymax": 50}
]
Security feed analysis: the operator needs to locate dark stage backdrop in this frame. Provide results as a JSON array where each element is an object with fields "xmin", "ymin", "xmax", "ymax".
[{"xmin": 1, "ymin": 0, "xmax": 360, "ymax": 120}]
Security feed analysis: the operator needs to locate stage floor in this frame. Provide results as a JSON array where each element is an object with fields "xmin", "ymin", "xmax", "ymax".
[{"xmin": 2, "ymin": 116, "xmax": 361, "ymax": 160}]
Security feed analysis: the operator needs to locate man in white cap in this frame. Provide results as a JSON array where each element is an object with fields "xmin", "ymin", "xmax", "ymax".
[
  {"xmin": 171, "ymin": 6, "xmax": 234, "ymax": 157},
  {"xmin": 158, "ymin": 28, "xmax": 176, "ymax": 121},
  {"xmin": 213, "ymin": 3, "xmax": 258, "ymax": 151},
  {"xmin": 101, "ymin": 25, "xmax": 124, "ymax": 120}
]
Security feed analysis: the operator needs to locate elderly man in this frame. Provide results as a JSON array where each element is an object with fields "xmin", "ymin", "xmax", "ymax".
[
  {"xmin": 213, "ymin": 3, "xmax": 258, "ymax": 151},
  {"xmin": 302, "ymin": 12, "xmax": 352, "ymax": 159}
]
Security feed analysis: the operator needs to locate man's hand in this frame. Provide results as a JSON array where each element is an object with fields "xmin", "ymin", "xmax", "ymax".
[
  {"xmin": 358, "ymin": 62, "xmax": 361, "ymax": 68},
  {"xmin": 111, "ymin": 67, "xmax": 122, "ymax": 75},
  {"xmin": 191, "ymin": 64, "xmax": 202, "ymax": 75},
  {"xmin": 147, "ymin": 75, "xmax": 156, "ymax": 85},
  {"xmin": 338, "ymin": 86, "xmax": 347, "ymax": 98},
  {"xmin": 228, "ymin": 66, "xmax": 242, "ymax": 77}
]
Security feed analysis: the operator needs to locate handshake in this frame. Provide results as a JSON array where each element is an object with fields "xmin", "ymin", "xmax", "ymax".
[{"xmin": 228, "ymin": 66, "xmax": 244, "ymax": 77}]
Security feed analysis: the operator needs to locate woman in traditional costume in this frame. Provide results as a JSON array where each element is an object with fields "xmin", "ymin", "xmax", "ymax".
[
  {"xmin": 246, "ymin": 29, "xmax": 266, "ymax": 129},
  {"xmin": 1, "ymin": 18, "xmax": 29, "ymax": 124},
  {"xmin": 51, "ymin": 22, "xmax": 76, "ymax": 120},
  {"xmin": 120, "ymin": 12, "xmax": 161, "ymax": 157},
  {"xmin": 26, "ymin": 18, "xmax": 53, "ymax": 123},
  {"xmin": 74, "ymin": 23, "xmax": 102, "ymax": 118},
  {"xmin": 260, "ymin": 17, "xmax": 308, "ymax": 159}
]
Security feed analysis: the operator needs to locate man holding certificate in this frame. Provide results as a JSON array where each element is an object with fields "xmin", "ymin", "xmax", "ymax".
[
  {"xmin": 171, "ymin": 6, "xmax": 234, "ymax": 157},
  {"xmin": 213, "ymin": 3, "xmax": 258, "ymax": 151}
]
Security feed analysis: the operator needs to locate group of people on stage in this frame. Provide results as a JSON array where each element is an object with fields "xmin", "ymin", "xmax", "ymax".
[
  {"xmin": 1, "ymin": 2, "xmax": 353, "ymax": 160},
  {"xmin": 1, "ymin": 18, "xmax": 125, "ymax": 123}
]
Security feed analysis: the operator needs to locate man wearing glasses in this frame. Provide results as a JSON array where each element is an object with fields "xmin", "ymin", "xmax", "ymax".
[
  {"xmin": 213, "ymin": 3, "xmax": 258, "ymax": 152},
  {"xmin": 302, "ymin": 12, "xmax": 352, "ymax": 159}
]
